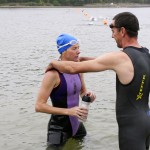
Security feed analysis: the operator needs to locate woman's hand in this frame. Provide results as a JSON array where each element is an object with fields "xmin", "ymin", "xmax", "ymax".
[
  {"xmin": 86, "ymin": 91, "xmax": 96, "ymax": 102},
  {"xmin": 68, "ymin": 106, "xmax": 88, "ymax": 120}
]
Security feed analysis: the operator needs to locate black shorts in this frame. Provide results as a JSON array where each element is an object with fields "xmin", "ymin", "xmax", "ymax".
[
  {"xmin": 47, "ymin": 122, "xmax": 86, "ymax": 146},
  {"xmin": 118, "ymin": 113, "xmax": 150, "ymax": 150}
]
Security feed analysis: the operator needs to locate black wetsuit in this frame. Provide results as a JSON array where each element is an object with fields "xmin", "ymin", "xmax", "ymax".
[
  {"xmin": 47, "ymin": 71, "xmax": 86, "ymax": 146},
  {"xmin": 116, "ymin": 46, "xmax": 150, "ymax": 150}
]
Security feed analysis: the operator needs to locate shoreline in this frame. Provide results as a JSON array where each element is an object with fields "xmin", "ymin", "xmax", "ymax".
[{"xmin": 0, "ymin": 3, "xmax": 150, "ymax": 8}]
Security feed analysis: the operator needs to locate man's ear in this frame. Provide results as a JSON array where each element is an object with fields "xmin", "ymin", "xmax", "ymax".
[{"xmin": 121, "ymin": 27, "xmax": 126, "ymax": 37}]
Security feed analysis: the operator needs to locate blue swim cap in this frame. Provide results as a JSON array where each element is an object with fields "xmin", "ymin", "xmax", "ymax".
[{"xmin": 56, "ymin": 34, "xmax": 78, "ymax": 54}]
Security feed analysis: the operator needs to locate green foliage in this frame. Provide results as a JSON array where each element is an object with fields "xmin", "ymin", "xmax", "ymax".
[
  {"xmin": 52, "ymin": 0, "xmax": 60, "ymax": 6},
  {"xmin": 0, "ymin": 0, "xmax": 150, "ymax": 5},
  {"xmin": 0, "ymin": 0, "xmax": 5, "ymax": 3},
  {"xmin": 72, "ymin": 0, "xmax": 84, "ymax": 6}
]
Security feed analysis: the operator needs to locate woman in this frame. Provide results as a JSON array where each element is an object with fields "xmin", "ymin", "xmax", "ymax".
[{"xmin": 35, "ymin": 33, "xmax": 96, "ymax": 147}]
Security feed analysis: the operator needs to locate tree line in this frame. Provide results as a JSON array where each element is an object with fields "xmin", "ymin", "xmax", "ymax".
[{"xmin": 0, "ymin": 0, "xmax": 150, "ymax": 6}]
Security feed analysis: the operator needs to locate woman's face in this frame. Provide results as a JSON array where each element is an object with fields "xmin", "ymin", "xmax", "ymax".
[{"xmin": 62, "ymin": 44, "xmax": 80, "ymax": 62}]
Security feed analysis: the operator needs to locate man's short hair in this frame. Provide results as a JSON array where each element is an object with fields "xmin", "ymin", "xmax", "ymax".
[{"xmin": 113, "ymin": 12, "xmax": 139, "ymax": 37}]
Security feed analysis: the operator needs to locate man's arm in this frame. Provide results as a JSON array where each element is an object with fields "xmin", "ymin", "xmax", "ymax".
[
  {"xmin": 45, "ymin": 56, "xmax": 96, "ymax": 73},
  {"xmin": 50, "ymin": 52, "xmax": 117, "ymax": 74},
  {"xmin": 47, "ymin": 51, "xmax": 134, "ymax": 84},
  {"xmin": 79, "ymin": 56, "xmax": 96, "ymax": 61}
]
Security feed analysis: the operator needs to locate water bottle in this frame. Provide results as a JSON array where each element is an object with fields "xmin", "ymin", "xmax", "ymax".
[{"xmin": 79, "ymin": 95, "xmax": 91, "ymax": 122}]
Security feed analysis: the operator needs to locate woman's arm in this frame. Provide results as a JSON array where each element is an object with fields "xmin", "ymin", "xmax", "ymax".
[
  {"xmin": 79, "ymin": 73, "xmax": 96, "ymax": 102},
  {"xmin": 35, "ymin": 70, "xmax": 88, "ymax": 118},
  {"xmin": 35, "ymin": 70, "xmax": 67, "ymax": 114}
]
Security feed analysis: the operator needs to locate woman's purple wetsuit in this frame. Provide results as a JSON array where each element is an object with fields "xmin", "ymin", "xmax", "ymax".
[{"xmin": 47, "ymin": 71, "xmax": 86, "ymax": 146}]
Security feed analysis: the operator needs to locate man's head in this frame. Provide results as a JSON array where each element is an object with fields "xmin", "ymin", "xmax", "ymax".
[
  {"xmin": 109, "ymin": 12, "xmax": 139, "ymax": 48},
  {"xmin": 110, "ymin": 12, "xmax": 139, "ymax": 37},
  {"xmin": 56, "ymin": 34, "xmax": 80, "ymax": 61}
]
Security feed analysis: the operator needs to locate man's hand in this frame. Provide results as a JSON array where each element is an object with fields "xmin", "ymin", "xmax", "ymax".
[{"xmin": 45, "ymin": 62, "xmax": 54, "ymax": 73}]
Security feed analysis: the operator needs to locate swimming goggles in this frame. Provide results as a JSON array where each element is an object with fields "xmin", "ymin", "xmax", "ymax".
[
  {"xmin": 109, "ymin": 23, "xmax": 138, "ymax": 33},
  {"xmin": 58, "ymin": 40, "xmax": 79, "ymax": 50},
  {"xmin": 109, "ymin": 23, "xmax": 120, "ymax": 29}
]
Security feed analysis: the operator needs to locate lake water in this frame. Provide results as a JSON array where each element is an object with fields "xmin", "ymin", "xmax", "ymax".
[{"xmin": 0, "ymin": 7, "xmax": 150, "ymax": 150}]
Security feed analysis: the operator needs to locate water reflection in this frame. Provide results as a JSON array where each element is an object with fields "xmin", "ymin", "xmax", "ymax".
[{"xmin": 46, "ymin": 138, "xmax": 84, "ymax": 150}]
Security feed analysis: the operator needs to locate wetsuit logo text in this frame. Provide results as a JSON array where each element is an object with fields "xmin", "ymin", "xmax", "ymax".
[{"xmin": 136, "ymin": 74, "xmax": 146, "ymax": 100}]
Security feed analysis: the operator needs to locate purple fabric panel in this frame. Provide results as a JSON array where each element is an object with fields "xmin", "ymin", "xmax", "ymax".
[{"xmin": 63, "ymin": 73, "xmax": 81, "ymax": 135}]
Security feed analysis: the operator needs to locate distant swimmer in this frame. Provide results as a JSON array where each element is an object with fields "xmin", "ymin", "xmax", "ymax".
[{"xmin": 103, "ymin": 19, "xmax": 108, "ymax": 25}]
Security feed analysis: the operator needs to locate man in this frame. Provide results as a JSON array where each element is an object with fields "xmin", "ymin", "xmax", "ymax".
[
  {"xmin": 35, "ymin": 34, "xmax": 96, "ymax": 147},
  {"xmin": 46, "ymin": 12, "xmax": 150, "ymax": 150}
]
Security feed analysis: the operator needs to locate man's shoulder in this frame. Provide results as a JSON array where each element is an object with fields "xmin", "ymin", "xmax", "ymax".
[
  {"xmin": 108, "ymin": 51, "xmax": 130, "ymax": 65},
  {"xmin": 108, "ymin": 50, "xmax": 127, "ymax": 59}
]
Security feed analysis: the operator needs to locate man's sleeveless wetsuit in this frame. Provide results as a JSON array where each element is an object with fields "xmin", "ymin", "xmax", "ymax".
[
  {"xmin": 116, "ymin": 46, "xmax": 150, "ymax": 150},
  {"xmin": 47, "ymin": 71, "xmax": 86, "ymax": 146}
]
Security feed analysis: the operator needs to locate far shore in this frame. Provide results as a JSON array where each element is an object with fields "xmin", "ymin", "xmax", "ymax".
[{"xmin": 0, "ymin": 3, "xmax": 150, "ymax": 8}]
